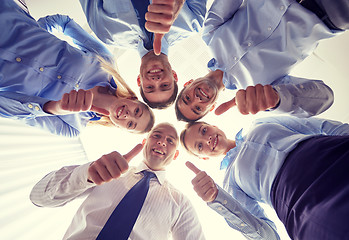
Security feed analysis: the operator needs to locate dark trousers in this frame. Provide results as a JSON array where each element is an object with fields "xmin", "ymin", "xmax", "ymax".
[{"xmin": 271, "ymin": 135, "xmax": 349, "ymax": 240}]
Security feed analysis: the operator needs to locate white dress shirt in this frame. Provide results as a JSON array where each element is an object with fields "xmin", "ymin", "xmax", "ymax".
[{"xmin": 30, "ymin": 162, "xmax": 205, "ymax": 240}]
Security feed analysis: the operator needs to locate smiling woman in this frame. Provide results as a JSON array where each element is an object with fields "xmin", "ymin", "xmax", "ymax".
[{"xmin": 0, "ymin": 0, "xmax": 154, "ymax": 137}]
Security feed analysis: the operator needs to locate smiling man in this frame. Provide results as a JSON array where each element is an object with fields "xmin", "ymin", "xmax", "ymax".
[
  {"xmin": 78, "ymin": 0, "xmax": 207, "ymax": 109},
  {"xmin": 30, "ymin": 123, "xmax": 205, "ymax": 240}
]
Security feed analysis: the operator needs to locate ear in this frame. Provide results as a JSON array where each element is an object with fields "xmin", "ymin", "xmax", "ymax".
[
  {"xmin": 200, "ymin": 156, "xmax": 209, "ymax": 160},
  {"xmin": 183, "ymin": 79, "xmax": 194, "ymax": 87},
  {"xmin": 172, "ymin": 70, "xmax": 178, "ymax": 82},
  {"xmin": 142, "ymin": 138, "xmax": 147, "ymax": 146},
  {"xmin": 173, "ymin": 150, "xmax": 179, "ymax": 160},
  {"xmin": 209, "ymin": 102, "xmax": 217, "ymax": 112},
  {"xmin": 137, "ymin": 75, "xmax": 141, "ymax": 87}
]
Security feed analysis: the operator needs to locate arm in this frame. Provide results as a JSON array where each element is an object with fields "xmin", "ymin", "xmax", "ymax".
[
  {"xmin": 30, "ymin": 163, "xmax": 95, "ymax": 207},
  {"xmin": 186, "ymin": 162, "xmax": 279, "ymax": 240},
  {"xmin": 37, "ymin": 14, "xmax": 112, "ymax": 61},
  {"xmin": 209, "ymin": 185, "xmax": 280, "ymax": 240},
  {"xmin": 171, "ymin": 195, "xmax": 206, "ymax": 240},
  {"xmin": 271, "ymin": 76, "xmax": 334, "ymax": 117},
  {"xmin": 202, "ymin": 0, "xmax": 243, "ymax": 40},
  {"xmin": 0, "ymin": 92, "xmax": 84, "ymax": 137}
]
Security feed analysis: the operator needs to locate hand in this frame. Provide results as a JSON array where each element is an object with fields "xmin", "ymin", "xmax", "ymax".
[
  {"xmin": 145, "ymin": 0, "xmax": 185, "ymax": 55},
  {"xmin": 43, "ymin": 89, "xmax": 109, "ymax": 116},
  {"xmin": 88, "ymin": 144, "xmax": 143, "ymax": 185},
  {"xmin": 215, "ymin": 84, "xmax": 280, "ymax": 115},
  {"xmin": 186, "ymin": 161, "xmax": 218, "ymax": 202}
]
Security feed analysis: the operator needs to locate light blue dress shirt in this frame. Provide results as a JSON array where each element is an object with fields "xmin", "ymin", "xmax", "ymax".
[
  {"xmin": 203, "ymin": 0, "xmax": 339, "ymax": 117},
  {"xmin": 79, "ymin": 0, "xmax": 207, "ymax": 57},
  {"xmin": 0, "ymin": 0, "xmax": 115, "ymax": 137},
  {"xmin": 208, "ymin": 116, "xmax": 349, "ymax": 239}
]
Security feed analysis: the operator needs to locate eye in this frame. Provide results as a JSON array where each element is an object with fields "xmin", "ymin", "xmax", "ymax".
[
  {"xmin": 185, "ymin": 95, "xmax": 190, "ymax": 101},
  {"xmin": 195, "ymin": 106, "xmax": 201, "ymax": 111},
  {"xmin": 153, "ymin": 134, "xmax": 161, "ymax": 139},
  {"xmin": 134, "ymin": 107, "xmax": 140, "ymax": 115},
  {"xmin": 127, "ymin": 121, "xmax": 133, "ymax": 129},
  {"xmin": 202, "ymin": 127, "xmax": 207, "ymax": 135},
  {"xmin": 146, "ymin": 86, "xmax": 153, "ymax": 89},
  {"xmin": 162, "ymin": 84, "xmax": 169, "ymax": 88},
  {"xmin": 198, "ymin": 143, "xmax": 203, "ymax": 151},
  {"xmin": 167, "ymin": 138, "xmax": 174, "ymax": 144}
]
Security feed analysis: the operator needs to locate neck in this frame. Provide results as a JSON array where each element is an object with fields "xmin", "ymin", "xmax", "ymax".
[
  {"xmin": 225, "ymin": 139, "xmax": 236, "ymax": 154},
  {"xmin": 207, "ymin": 70, "xmax": 225, "ymax": 91}
]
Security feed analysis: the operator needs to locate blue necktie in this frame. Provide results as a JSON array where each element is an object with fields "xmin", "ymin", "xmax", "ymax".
[
  {"xmin": 96, "ymin": 171, "xmax": 156, "ymax": 240},
  {"xmin": 130, "ymin": 0, "xmax": 154, "ymax": 50}
]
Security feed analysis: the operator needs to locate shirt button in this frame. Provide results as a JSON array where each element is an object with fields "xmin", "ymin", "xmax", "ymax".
[
  {"xmin": 39, "ymin": 67, "xmax": 44, "ymax": 72},
  {"xmin": 57, "ymin": 75, "xmax": 62, "ymax": 79},
  {"xmin": 34, "ymin": 106, "xmax": 40, "ymax": 111},
  {"xmin": 75, "ymin": 84, "xmax": 79, "ymax": 88},
  {"xmin": 280, "ymin": 5, "xmax": 285, "ymax": 11},
  {"xmin": 234, "ymin": 56, "xmax": 238, "ymax": 61},
  {"xmin": 223, "ymin": 200, "xmax": 228, "ymax": 205},
  {"xmin": 267, "ymin": 26, "xmax": 272, "ymax": 31},
  {"xmin": 217, "ymin": 207, "xmax": 223, "ymax": 211},
  {"xmin": 241, "ymin": 223, "xmax": 246, "ymax": 227},
  {"xmin": 247, "ymin": 42, "xmax": 252, "ymax": 47},
  {"xmin": 300, "ymin": 84, "xmax": 304, "ymax": 89},
  {"xmin": 28, "ymin": 104, "xmax": 33, "ymax": 109},
  {"xmin": 16, "ymin": 57, "xmax": 22, "ymax": 62}
]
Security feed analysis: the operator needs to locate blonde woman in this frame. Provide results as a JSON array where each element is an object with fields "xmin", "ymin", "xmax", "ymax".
[{"xmin": 0, "ymin": 0, "xmax": 154, "ymax": 137}]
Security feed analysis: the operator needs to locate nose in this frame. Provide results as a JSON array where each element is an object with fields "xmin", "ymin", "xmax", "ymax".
[
  {"xmin": 120, "ymin": 109, "xmax": 132, "ymax": 119},
  {"xmin": 151, "ymin": 75, "xmax": 161, "ymax": 81},
  {"xmin": 157, "ymin": 140, "xmax": 166, "ymax": 147},
  {"xmin": 194, "ymin": 93, "xmax": 204, "ymax": 102},
  {"xmin": 206, "ymin": 136, "xmax": 212, "ymax": 146}
]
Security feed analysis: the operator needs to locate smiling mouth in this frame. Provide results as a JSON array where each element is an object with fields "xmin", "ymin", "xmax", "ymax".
[
  {"xmin": 147, "ymin": 68, "xmax": 163, "ymax": 74},
  {"xmin": 116, "ymin": 106, "xmax": 125, "ymax": 118},
  {"xmin": 152, "ymin": 148, "xmax": 165, "ymax": 155},
  {"xmin": 198, "ymin": 88, "xmax": 209, "ymax": 99}
]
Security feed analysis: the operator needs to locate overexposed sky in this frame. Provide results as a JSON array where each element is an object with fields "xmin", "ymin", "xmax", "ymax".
[{"xmin": 2, "ymin": 0, "xmax": 349, "ymax": 239}]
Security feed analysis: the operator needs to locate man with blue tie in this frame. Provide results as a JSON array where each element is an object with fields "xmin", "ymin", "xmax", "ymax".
[
  {"xmin": 30, "ymin": 123, "xmax": 205, "ymax": 240},
  {"xmin": 78, "ymin": 0, "xmax": 207, "ymax": 109}
]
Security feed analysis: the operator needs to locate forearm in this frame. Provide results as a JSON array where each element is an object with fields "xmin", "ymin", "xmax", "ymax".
[
  {"xmin": 272, "ymin": 77, "xmax": 333, "ymax": 117},
  {"xmin": 208, "ymin": 186, "xmax": 280, "ymax": 240},
  {"xmin": 30, "ymin": 163, "xmax": 94, "ymax": 207}
]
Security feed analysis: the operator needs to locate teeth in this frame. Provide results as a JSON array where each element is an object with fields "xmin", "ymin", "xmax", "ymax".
[
  {"xmin": 199, "ymin": 88, "xmax": 208, "ymax": 98},
  {"xmin": 149, "ymin": 69, "xmax": 162, "ymax": 73},
  {"xmin": 117, "ymin": 108, "xmax": 123, "ymax": 117},
  {"xmin": 153, "ymin": 149, "xmax": 164, "ymax": 155}
]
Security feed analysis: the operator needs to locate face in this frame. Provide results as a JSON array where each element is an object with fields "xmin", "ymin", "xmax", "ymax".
[
  {"xmin": 108, "ymin": 98, "xmax": 151, "ymax": 133},
  {"xmin": 139, "ymin": 53, "xmax": 178, "ymax": 103},
  {"xmin": 177, "ymin": 78, "xmax": 218, "ymax": 121},
  {"xmin": 184, "ymin": 123, "xmax": 229, "ymax": 157},
  {"xmin": 143, "ymin": 124, "xmax": 179, "ymax": 171}
]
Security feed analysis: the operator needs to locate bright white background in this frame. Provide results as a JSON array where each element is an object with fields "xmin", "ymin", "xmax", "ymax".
[{"xmin": 1, "ymin": 0, "xmax": 349, "ymax": 239}]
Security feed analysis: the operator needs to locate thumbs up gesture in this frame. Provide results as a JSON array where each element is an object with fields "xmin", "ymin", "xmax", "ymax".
[
  {"xmin": 88, "ymin": 144, "xmax": 144, "ymax": 185},
  {"xmin": 145, "ymin": 0, "xmax": 185, "ymax": 55},
  {"xmin": 186, "ymin": 161, "xmax": 218, "ymax": 202}
]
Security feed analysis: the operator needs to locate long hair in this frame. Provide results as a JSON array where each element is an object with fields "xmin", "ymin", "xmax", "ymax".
[{"xmin": 88, "ymin": 57, "xmax": 154, "ymax": 133}]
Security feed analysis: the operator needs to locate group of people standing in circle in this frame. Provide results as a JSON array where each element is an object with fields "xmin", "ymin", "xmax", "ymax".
[{"xmin": 2, "ymin": 0, "xmax": 349, "ymax": 239}]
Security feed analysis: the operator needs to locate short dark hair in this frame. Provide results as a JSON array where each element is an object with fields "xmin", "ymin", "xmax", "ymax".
[
  {"xmin": 140, "ymin": 81, "xmax": 178, "ymax": 109},
  {"xmin": 180, "ymin": 121, "xmax": 205, "ymax": 156},
  {"xmin": 175, "ymin": 88, "xmax": 206, "ymax": 122}
]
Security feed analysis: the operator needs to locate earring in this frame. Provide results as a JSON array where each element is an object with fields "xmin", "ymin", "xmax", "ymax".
[{"xmin": 183, "ymin": 79, "xmax": 194, "ymax": 87}]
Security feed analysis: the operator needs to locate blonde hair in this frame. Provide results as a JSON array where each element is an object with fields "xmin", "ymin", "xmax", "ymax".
[{"xmin": 88, "ymin": 57, "xmax": 156, "ymax": 133}]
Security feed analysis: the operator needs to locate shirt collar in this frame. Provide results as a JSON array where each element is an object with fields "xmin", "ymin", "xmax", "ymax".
[
  {"xmin": 135, "ymin": 161, "xmax": 167, "ymax": 185},
  {"xmin": 220, "ymin": 128, "xmax": 244, "ymax": 170}
]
